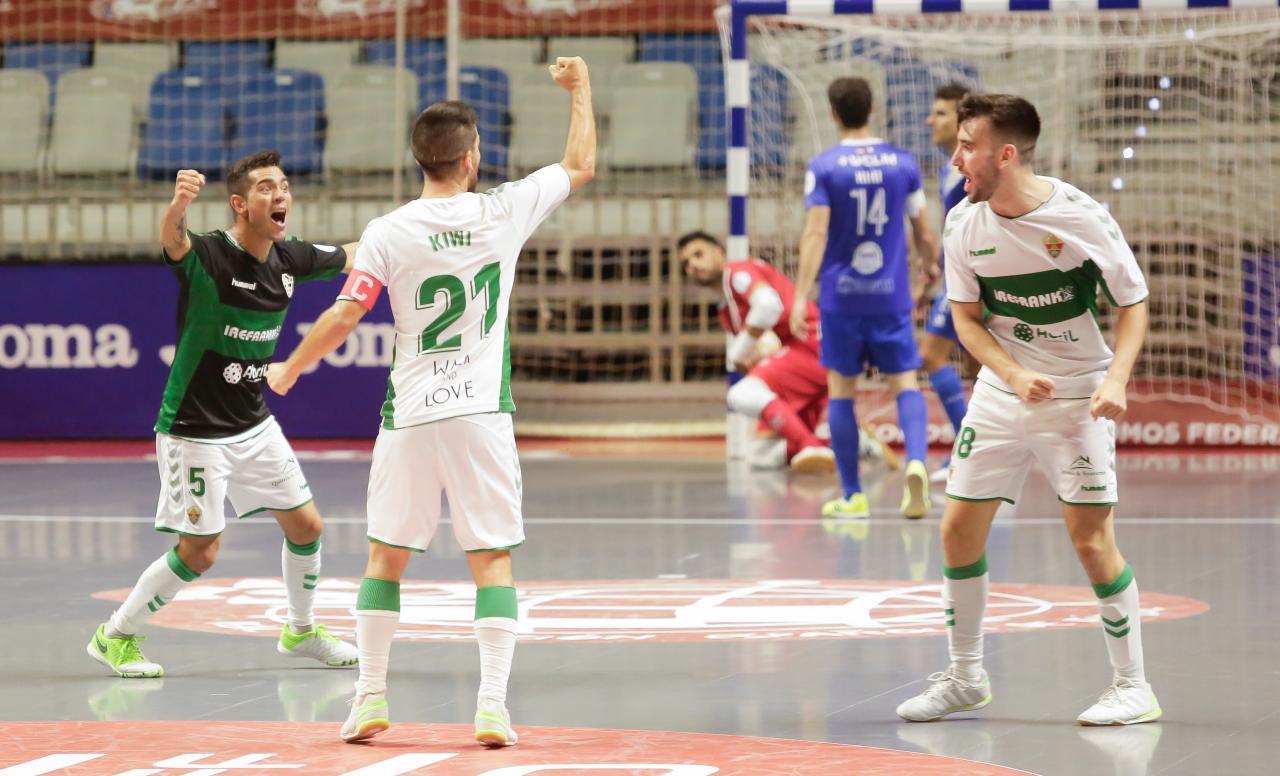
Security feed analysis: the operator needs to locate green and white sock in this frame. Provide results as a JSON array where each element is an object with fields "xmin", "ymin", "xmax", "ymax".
[
  {"xmin": 1095, "ymin": 565, "xmax": 1146, "ymax": 684},
  {"xmin": 283, "ymin": 537, "xmax": 321, "ymax": 633},
  {"xmin": 355, "ymin": 577, "xmax": 400, "ymax": 697},
  {"xmin": 108, "ymin": 547, "xmax": 199, "ymax": 637},
  {"xmin": 475, "ymin": 585, "xmax": 518, "ymax": 705},
  {"xmin": 943, "ymin": 556, "xmax": 989, "ymax": 682}
]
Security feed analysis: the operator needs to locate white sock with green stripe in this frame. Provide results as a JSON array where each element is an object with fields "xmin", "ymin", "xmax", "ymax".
[
  {"xmin": 283, "ymin": 537, "xmax": 321, "ymax": 634},
  {"xmin": 108, "ymin": 547, "xmax": 200, "ymax": 638},
  {"xmin": 943, "ymin": 556, "xmax": 989, "ymax": 682},
  {"xmin": 1095, "ymin": 565, "xmax": 1146, "ymax": 684},
  {"xmin": 475, "ymin": 586, "xmax": 518, "ymax": 705},
  {"xmin": 355, "ymin": 577, "xmax": 400, "ymax": 697}
]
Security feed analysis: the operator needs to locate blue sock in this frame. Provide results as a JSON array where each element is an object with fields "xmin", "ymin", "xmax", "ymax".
[
  {"xmin": 896, "ymin": 390, "xmax": 929, "ymax": 463},
  {"xmin": 929, "ymin": 365, "xmax": 968, "ymax": 433},
  {"xmin": 827, "ymin": 397, "xmax": 861, "ymax": 498}
]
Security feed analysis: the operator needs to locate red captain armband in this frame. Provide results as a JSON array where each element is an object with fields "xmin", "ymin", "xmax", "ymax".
[{"xmin": 340, "ymin": 270, "xmax": 384, "ymax": 311}]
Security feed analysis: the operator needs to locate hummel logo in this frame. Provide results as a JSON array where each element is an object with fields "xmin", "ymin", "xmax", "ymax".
[
  {"xmin": 969, "ymin": 246, "xmax": 997, "ymax": 256},
  {"xmin": 231, "ymin": 278, "xmax": 257, "ymax": 290},
  {"xmin": 1083, "ymin": 485, "xmax": 1108, "ymax": 492}
]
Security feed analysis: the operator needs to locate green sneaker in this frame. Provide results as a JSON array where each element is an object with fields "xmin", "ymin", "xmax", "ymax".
[
  {"xmin": 821, "ymin": 492, "xmax": 870, "ymax": 519},
  {"xmin": 341, "ymin": 692, "xmax": 389, "ymax": 743},
  {"xmin": 901, "ymin": 459, "xmax": 932, "ymax": 519},
  {"xmin": 278, "ymin": 623, "xmax": 358, "ymax": 668},
  {"xmin": 87, "ymin": 623, "xmax": 163, "ymax": 678}
]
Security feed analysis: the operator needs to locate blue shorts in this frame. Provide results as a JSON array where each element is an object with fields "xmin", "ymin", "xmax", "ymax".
[
  {"xmin": 820, "ymin": 311, "xmax": 922, "ymax": 377},
  {"xmin": 924, "ymin": 293, "xmax": 958, "ymax": 340}
]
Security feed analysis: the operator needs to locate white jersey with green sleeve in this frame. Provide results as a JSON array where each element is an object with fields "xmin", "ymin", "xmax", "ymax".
[
  {"xmin": 943, "ymin": 176, "xmax": 1149, "ymax": 399},
  {"xmin": 340, "ymin": 164, "xmax": 572, "ymax": 429}
]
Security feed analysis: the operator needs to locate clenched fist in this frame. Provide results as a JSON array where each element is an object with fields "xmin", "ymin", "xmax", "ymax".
[
  {"xmin": 549, "ymin": 56, "xmax": 589, "ymax": 91},
  {"xmin": 173, "ymin": 169, "xmax": 205, "ymax": 206}
]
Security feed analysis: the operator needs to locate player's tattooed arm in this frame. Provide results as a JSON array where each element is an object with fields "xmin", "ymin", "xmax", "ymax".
[{"xmin": 161, "ymin": 169, "xmax": 204, "ymax": 262}]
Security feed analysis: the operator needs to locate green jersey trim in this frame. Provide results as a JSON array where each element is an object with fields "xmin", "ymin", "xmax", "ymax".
[
  {"xmin": 381, "ymin": 343, "xmax": 398, "ymax": 430},
  {"xmin": 237, "ymin": 497, "xmax": 314, "ymax": 519},
  {"xmin": 499, "ymin": 322, "xmax": 515, "ymax": 413},
  {"xmin": 977, "ymin": 259, "xmax": 1103, "ymax": 326}
]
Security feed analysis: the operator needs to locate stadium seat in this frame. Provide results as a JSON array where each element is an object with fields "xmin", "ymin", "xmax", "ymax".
[
  {"xmin": 183, "ymin": 41, "xmax": 271, "ymax": 78},
  {"xmin": 638, "ymin": 34, "xmax": 728, "ymax": 170},
  {"xmin": 93, "ymin": 42, "xmax": 176, "ymax": 112},
  {"xmin": 230, "ymin": 69, "xmax": 325, "ymax": 177},
  {"xmin": 4, "ymin": 42, "xmax": 90, "ymax": 108},
  {"xmin": 460, "ymin": 38, "xmax": 543, "ymax": 69},
  {"xmin": 276, "ymin": 39, "xmax": 358, "ymax": 108},
  {"xmin": 0, "ymin": 69, "xmax": 49, "ymax": 176},
  {"xmin": 508, "ymin": 78, "xmax": 569, "ymax": 175},
  {"xmin": 607, "ymin": 63, "xmax": 698, "ymax": 169},
  {"xmin": 137, "ymin": 71, "xmax": 228, "ymax": 180},
  {"xmin": 364, "ymin": 38, "xmax": 445, "ymax": 86},
  {"xmin": 415, "ymin": 66, "xmax": 510, "ymax": 179},
  {"xmin": 325, "ymin": 66, "xmax": 418, "ymax": 174},
  {"xmin": 548, "ymin": 36, "xmax": 633, "ymax": 117},
  {"xmin": 50, "ymin": 69, "xmax": 137, "ymax": 176}
]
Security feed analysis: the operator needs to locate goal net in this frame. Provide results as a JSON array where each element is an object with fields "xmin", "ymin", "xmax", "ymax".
[{"xmin": 724, "ymin": 6, "xmax": 1280, "ymax": 445}]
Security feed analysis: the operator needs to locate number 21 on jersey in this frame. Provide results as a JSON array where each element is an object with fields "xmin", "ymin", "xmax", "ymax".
[{"xmin": 417, "ymin": 262, "xmax": 500, "ymax": 355}]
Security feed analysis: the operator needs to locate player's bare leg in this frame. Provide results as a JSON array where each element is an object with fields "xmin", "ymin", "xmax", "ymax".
[
  {"xmin": 342, "ymin": 541, "xmax": 411, "ymax": 743},
  {"xmin": 468, "ymin": 549, "xmax": 520, "ymax": 747},
  {"xmin": 897, "ymin": 497, "xmax": 999, "ymax": 721},
  {"xmin": 1063, "ymin": 504, "xmax": 1160, "ymax": 725},
  {"xmin": 822, "ymin": 372, "xmax": 869, "ymax": 519},
  {"xmin": 885, "ymin": 370, "xmax": 931, "ymax": 518},
  {"xmin": 274, "ymin": 503, "xmax": 357, "ymax": 668}
]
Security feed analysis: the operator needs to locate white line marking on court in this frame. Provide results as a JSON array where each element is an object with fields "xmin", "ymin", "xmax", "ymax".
[
  {"xmin": 338, "ymin": 754, "xmax": 458, "ymax": 776},
  {"xmin": 0, "ymin": 755, "xmax": 105, "ymax": 776},
  {"xmin": 0, "ymin": 514, "xmax": 1276, "ymax": 526}
]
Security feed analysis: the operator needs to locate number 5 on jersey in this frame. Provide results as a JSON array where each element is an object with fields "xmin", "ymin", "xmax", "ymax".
[{"xmin": 418, "ymin": 262, "xmax": 501, "ymax": 355}]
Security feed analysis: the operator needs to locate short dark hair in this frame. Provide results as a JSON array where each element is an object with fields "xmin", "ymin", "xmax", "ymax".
[
  {"xmin": 411, "ymin": 100, "xmax": 479, "ymax": 181},
  {"xmin": 958, "ymin": 93, "xmax": 1041, "ymax": 162},
  {"xmin": 828, "ymin": 77, "xmax": 872, "ymax": 130},
  {"xmin": 226, "ymin": 150, "xmax": 282, "ymax": 199},
  {"xmin": 934, "ymin": 83, "xmax": 970, "ymax": 103},
  {"xmin": 677, "ymin": 230, "xmax": 722, "ymax": 252}
]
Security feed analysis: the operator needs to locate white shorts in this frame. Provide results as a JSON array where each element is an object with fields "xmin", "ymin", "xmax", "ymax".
[
  {"xmin": 946, "ymin": 381, "xmax": 1118, "ymax": 506},
  {"xmin": 366, "ymin": 412, "xmax": 524, "ymax": 553},
  {"xmin": 154, "ymin": 417, "xmax": 312, "ymax": 536}
]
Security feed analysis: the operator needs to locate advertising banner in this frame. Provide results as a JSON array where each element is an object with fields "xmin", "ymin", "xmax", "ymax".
[{"xmin": 1, "ymin": 263, "xmax": 395, "ymax": 439}]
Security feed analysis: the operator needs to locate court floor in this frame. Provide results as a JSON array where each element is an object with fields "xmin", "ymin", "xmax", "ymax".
[{"xmin": 1, "ymin": 444, "xmax": 1276, "ymax": 775}]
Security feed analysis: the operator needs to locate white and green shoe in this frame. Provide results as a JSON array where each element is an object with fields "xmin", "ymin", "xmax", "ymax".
[
  {"xmin": 821, "ymin": 492, "xmax": 870, "ymax": 519},
  {"xmin": 278, "ymin": 624, "xmax": 358, "ymax": 667},
  {"xmin": 1077, "ymin": 679, "xmax": 1162, "ymax": 726},
  {"xmin": 475, "ymin": 699, "xmax": 518, "ymax": 748},
  {"xmin": 900, "ymin": 459, "xmax": 932, "ymax": 519},
  {"xmin": 341, "ymin": 692, "xmax": 390, "ymax": 743},
  {"xmin": 87, "ymin": 623, "xmax": 164, "ymax": 678},
  {"xmin": 896, "ymin": 668, "xmax": 992, "ymax": 722}
]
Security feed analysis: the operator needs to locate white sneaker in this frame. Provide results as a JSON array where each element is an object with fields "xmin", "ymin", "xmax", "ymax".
[
  {"xmin": 896, "ymin": 668, "xmax": 992, "ymax": 722},
  {"xmin": 474, "ymin": 698, "xmax": 518, "ymax": 747},
  {"xmin": 1077, "ymin": 679, "xmax": 1162, "ymax": 725},
  {"xmin": 341, "ymin": 692, "xmax": 389, "ymax": 743},
  {"xmin": 900, "ymin": 460, "xmax": 932, "ymax": 519},
  {"xmin": 278, "ymin": 624, "xmax": 358, "ymax": 668},
  {"xmin": 790, "ymin": 446, "xmax": 836, "ymax": 475}
]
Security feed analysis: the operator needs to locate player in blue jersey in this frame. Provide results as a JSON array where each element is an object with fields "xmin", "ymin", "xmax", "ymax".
[
  {"xmin": 791, "ymin": 77, "xmax": 939, "ymax": 520},
  {"xmin": 922, "ymin": 84, "xmax": 972, "ymax": 482}
]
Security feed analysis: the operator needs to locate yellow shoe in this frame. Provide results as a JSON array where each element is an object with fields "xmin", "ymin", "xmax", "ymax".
[
  {"xmin": 821, "ymin": 492, "xmax": 870, "ymax": 519},
  {"xmin": 900, "ymin": 460, "xmax": 931, "ymax": 519}
]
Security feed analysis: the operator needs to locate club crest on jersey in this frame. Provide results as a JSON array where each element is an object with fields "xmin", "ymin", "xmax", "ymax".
[
  {"xmin": 1043, "ymin": 233, "xmax": 1064, "ymax": 258},
  {"xmin": 282, "ymin": 273, "xmax": 295, "ymax": 298},
  {"xmin": 186, "ymin": 505, "xmax": 202, "ymax": 524}
]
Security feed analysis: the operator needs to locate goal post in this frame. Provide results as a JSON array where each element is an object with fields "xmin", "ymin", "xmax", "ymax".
[{"xmin": 721, "ymin": 0, "xmax": 1280, "ymax": 446}]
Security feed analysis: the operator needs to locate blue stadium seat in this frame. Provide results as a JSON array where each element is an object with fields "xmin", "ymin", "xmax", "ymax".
[
  {"xmin": 137, "ymin": 71, "xmax": 228, "ymax": 180},
  {"xmin": 364, "ymin": 38, "xmax": 445, "ymax": 85},
  {"xmin": 183, "ymin": 41, "xmax": 271, "ymax": 78},
  {"xmin": 4, "ymin": 42, "xmax": 90, "ymax": 106},
  {"xmin": 419, "ymin": 66, "xmax": 510, "ymax": 179},
  {"xmin": 230, "ymin": 69, "xmax": 325, "ymax": 177}
]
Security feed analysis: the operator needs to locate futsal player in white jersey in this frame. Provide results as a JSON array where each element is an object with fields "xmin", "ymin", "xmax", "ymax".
[
  {"xmin": 895, "ymin": 94, "xmax": 1160, "ymax": 726},
  {"xmin": 266, "ymin": 57, "xmax": 596, "ymax": 746}
]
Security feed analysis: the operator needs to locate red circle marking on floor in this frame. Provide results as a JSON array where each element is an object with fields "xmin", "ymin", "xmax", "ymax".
[
  {"xmin": 92, "ymin": 578, "xmax": 1208, "ymax": 644},
  {"xmin": 1, "ymin": 721, "xmax": 1037, "ymax": 775}
]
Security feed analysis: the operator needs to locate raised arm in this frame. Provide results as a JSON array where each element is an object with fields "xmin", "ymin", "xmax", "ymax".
[
  {"xmin": 160, "ymin": 169, "xmax": 204, "ymax": 261},
  {"xmin": 549, "ymin": 57, "xmax": 596, "ymax": 191},
  {"xmin": 790, "ymin": 206, "xmax": 829, "ymax": 340},
  {"xmin": 266, "ymin": 300, "xmax": 368, "ymax": 396},
  {"xmin": 952, "ymin": 301, "xmax": 1055, "ymax": 403}
]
